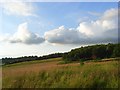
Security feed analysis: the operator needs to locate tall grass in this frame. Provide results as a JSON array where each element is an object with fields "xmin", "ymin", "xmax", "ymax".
[{"xmin": 2, "ymin": 61, "xmax": 118, "ymax": 88}]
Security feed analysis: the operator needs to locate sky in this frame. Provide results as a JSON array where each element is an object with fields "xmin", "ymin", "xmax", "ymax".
[{"xmin": 0, "ymin": 2, "xmax": 118, "ymax": 58}]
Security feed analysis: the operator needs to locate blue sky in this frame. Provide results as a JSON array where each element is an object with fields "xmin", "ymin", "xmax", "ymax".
[
  {"xmin": 1, "ymin": 2, "xmax": 117, "ymax": 34},
  {"xmin": 0, "ymin": 2, "xmax": 118, "ymax": 58}
]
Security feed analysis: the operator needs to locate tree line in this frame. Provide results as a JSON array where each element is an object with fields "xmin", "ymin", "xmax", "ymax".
[
  {"xmin": 2, "ymin": 43, "xmax": 120, "ymax": 65},
  {"xmin": 2, "ymin": 53, "xmax": 63, "ymax": 65},
  {"xmin": 63, "ymin": 43, "xmax": 120, "ymax": 61}
]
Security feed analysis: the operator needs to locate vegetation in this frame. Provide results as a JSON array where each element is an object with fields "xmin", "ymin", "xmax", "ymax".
[
  {"xmin": 2, "ymin": 53, "xmax": 63, "ymax": 65},
  {"xmin": 63, "ymin": 43, "xmax": 120, "ymax": 61},
  {"xmin": 3, "ymin": 58, "xmax": 61, "ymax": 68},
  {"xmin": 2, "ymin": 43, "xmax": 120, "ymax": 65},
  {"xmin": 3, "ymin": 59, "xmax": 118, "ymax": 88},
  {"xmin": 2, "ymin": 43, "xmax": 119, "ymax": 88}
]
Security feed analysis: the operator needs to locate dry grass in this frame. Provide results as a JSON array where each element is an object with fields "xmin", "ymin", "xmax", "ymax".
[
  {"xmin": 2, "ymin": 58, "xmax": 119, "ymax": 88},
  {"xmin": 3, "ymin": 58, "xmax": 118, "ymax": 78}
]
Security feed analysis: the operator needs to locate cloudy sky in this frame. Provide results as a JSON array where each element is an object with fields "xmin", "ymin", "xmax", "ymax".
[{"xmin": 0, "ymin": 2, "xmax": 118, "ymax": 58}]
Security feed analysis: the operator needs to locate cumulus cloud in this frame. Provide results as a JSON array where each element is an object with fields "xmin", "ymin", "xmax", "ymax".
[
  {"xmin": 1, "ymin": 22, "xmax": 44, "ymax": 44},
  {"xmin": 45, "ymin": 8, "xmax": 118, "ymax": 44},
  {"xmin": 78, "ymin": 8, "xmax": 117, "ymax": 37},
  {"xmin": 45, "ymin": 26, "xmax": 88, "ymax": 44},
  {"xmin": 1, "ymin": 2, "xmax": 35, "ymax": 16}
]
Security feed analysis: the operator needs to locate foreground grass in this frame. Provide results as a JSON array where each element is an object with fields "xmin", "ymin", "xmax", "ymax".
[{"xmin": 2, "ymin": 59, "xmax": 118, "ymax": 88}]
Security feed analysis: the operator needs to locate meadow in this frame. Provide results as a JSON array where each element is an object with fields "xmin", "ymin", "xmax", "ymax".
[{"xmin": 2, "ymin": 58, "xmax": 118, "ymax": 88}]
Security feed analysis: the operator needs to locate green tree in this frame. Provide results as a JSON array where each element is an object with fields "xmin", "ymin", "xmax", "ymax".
[{"xmin": 113, "ymin": 44, "xmax": 120, "ymax": 57}]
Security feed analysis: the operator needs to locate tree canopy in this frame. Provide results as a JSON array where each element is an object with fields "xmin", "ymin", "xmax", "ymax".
[{"xmin": 63, "ymin": 43, "xmax": 120, "ymax": 61}]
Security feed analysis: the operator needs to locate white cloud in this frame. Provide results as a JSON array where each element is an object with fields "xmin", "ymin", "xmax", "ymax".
[
  {"xmin": 101, "ymin": 8, "xmax": 117, "ymax": 20},
  {"xmin": 78, "ymin": 8, "xmax": 117, "ymax": 37},
  {"xmin": 45, "ymin": 26, "xmax": 90, "ymax": 44},
  {"xmin": 45, "ymin": 8, "xmax": 118, "ymax": 44},
  {"xmin": 1, "ymin": 22, "xmax": 45, "ymax": 44},
  {"xmin": 0, "ymin": 8, "xmax": 118, "ymax": 45},
  {"xmin": 1, "ymin": 2, "xmax": 35, "ymax": 16}
]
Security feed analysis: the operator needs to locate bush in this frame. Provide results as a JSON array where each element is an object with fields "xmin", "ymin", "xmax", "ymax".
[{"xmin": 79, "ymin": 59, "xmax": 84, "ymax": 66}]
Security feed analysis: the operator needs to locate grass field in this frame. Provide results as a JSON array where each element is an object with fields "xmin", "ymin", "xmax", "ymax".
[{"xmin": 2, "ymin": 58, "xmax": 119, "ymax": 88}]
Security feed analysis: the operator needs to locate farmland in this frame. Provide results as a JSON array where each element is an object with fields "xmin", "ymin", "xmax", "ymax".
[{"xmin": 2, "ymin": 58, "xmax": 118, "ymax": 88}]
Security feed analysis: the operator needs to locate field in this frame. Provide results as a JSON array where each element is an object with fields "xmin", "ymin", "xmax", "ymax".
[{"xmin": 2, "ymin": 58, "xmax": 118, "ymax": 88}]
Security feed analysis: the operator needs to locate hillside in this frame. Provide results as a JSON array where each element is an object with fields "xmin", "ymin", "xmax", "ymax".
[
  {"xmin": 2, "ymin": 43, "xmax": 120, "ymax": 65},
  {"xmin": 3, "ymin": 58, "xmax": 118, "ymax": 88},
  {"xmin": 63, "ymin": 43, "xmax": 120, "ymax": 61}
]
